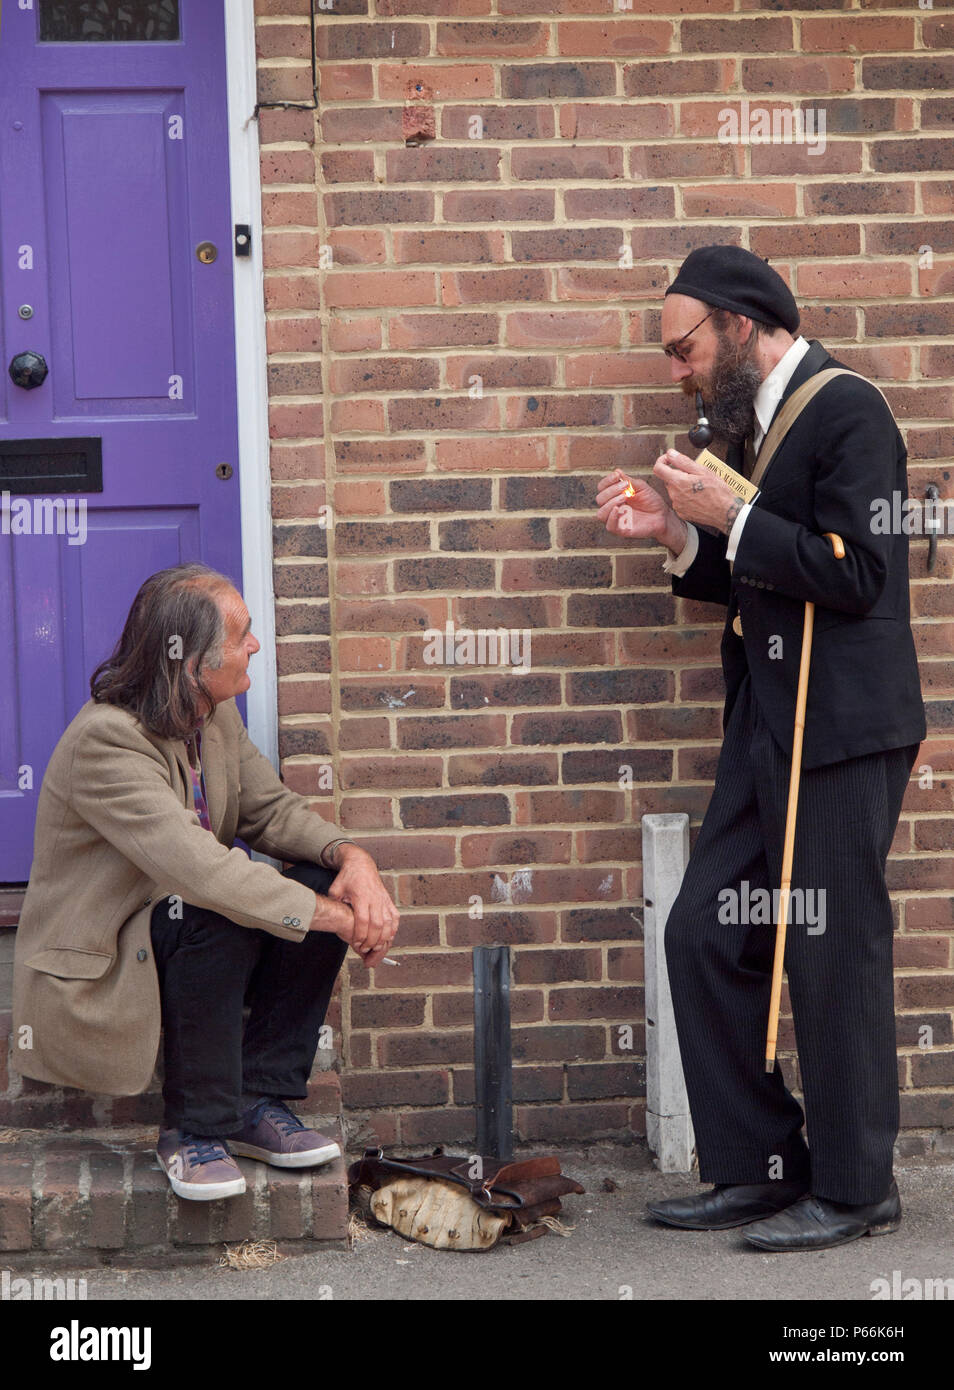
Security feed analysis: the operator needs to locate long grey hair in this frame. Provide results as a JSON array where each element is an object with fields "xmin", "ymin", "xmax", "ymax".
[{"xmin": 90, "ymin": 562, "xmax": 235, "ymax": 740}]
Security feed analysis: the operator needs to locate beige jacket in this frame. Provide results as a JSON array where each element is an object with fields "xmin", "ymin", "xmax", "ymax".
[{"xmin": 12, "ymin": 697, "xmax": 342, "ymax": 1095}]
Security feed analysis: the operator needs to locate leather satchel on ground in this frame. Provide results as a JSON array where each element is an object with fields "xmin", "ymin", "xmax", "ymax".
[{"xmin": 348, "ymin": 1148, "xmax": 585, "ymax": 1251}]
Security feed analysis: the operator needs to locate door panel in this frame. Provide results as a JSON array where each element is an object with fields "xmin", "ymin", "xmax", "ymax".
[
  {"xmin": 44, "ymin": 93, "xmax": 191, "ymax": 410},
  {"xmin": 0, "ymin": 1, "xmax": 242, "ymax": 879}
]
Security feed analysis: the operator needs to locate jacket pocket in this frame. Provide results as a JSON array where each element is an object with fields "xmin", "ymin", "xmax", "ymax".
[{"xmin": 24, "ymin": 948, "xmax": 115, "ymax": 979}]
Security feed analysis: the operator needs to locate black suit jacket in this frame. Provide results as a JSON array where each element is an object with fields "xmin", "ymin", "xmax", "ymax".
[{"xmin": 672, "ymin": 339, "xmax": 926, "ymax": 769}]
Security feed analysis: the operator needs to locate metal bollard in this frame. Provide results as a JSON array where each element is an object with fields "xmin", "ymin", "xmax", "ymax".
[{"xmin": 473, "ymin": 944, "xmax": 513, "ymax": 1161}]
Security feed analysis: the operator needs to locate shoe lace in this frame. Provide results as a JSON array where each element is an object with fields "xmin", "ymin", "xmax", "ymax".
[
  {"xmin": 249, "ymin": 1098, "xmax": 305, "ymax": 1135},
  {"xmin": 182, "ymin": 1134, "xmax": 230, "ymax": 1165}
]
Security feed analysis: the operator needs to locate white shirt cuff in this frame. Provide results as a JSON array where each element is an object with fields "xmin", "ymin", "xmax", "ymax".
[
  {"xmin": 725, "ymin": 504, "xmax": 752, "ymax": 563},
  {"xmin": 662, "ymin": 522, "xmax": 699, "ymax": 577}
]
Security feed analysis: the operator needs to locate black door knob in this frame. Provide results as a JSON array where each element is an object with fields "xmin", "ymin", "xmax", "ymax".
[{"xmin": 9, "ymin": 350, "xmax": 49, "ymax": 389}]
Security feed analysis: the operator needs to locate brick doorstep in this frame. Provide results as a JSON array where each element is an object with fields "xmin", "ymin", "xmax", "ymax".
[
  {"xmin": 0, "ymin": 1015, "xmax": 350, "ymax": 1255},
  {"xmin": 0, "ymin": 1121, "xmax": 348, "ymax": 1259}
]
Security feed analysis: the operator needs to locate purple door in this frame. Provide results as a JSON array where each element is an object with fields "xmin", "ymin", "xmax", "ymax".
[{"xmin": 0, "ymin": 0, "xmax": 243, "ymax": 880}]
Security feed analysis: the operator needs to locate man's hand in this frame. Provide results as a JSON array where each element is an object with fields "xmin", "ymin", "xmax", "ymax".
[
  {"xmin": 596, "ymin": 469, "xmax": 688, "ymax": 555},
  {"xmin": 326, "ymin": 843, "xmax": 399, "ymax": 969},
  {"xmin": 308, "ymin": 895, "xmax": 356, "ymax": 945},
  {"xmin": 653, "ymin": 449, "xmax": 741, "ymax": 536}
]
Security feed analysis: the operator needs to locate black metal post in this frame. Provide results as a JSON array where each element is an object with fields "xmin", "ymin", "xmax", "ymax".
[{"xmin": 473, "ymin": 944, "xmax": 513, "ymax": 1161}]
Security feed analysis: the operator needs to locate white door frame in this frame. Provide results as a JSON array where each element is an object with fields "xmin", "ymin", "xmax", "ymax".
[{"xmin": 225, "ymin": 0, "xmax": 279, "ymax": 768}]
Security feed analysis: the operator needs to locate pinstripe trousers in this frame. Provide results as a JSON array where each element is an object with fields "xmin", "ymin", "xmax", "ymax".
[{"xmin": 664, "ymin": 672, "xmax": 918, "ymax": 1206}]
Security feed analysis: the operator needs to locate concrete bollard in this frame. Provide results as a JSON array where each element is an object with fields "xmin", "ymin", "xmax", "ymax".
[{"xmin": 642, "ymin": 813, "xmax": 696, "ymax": 1173}]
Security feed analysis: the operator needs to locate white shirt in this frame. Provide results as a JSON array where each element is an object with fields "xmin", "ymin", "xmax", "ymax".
[{"xmin": 662, "ymin": 335, "xmax": 811, "ymax": 576}]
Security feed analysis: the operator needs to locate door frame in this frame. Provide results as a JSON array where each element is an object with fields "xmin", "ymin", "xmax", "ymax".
[{"xmin": 225, "ymin": 0, "xmax": 279, "ymax": 768}]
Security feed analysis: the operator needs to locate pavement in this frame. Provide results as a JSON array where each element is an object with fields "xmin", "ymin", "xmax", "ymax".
[{"xmin": 11, "ymin": 1146, "xmax": 954, "ymax": 1304}]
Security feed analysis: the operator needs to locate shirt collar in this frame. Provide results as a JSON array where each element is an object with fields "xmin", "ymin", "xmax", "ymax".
[{"xmin": 754, "ymin": 335, "xmax": 810, "ymax": 442}]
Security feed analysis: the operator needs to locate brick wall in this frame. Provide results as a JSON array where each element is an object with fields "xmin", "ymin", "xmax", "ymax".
[{"xmin": 254, "ymin": 0, "xmax": 954, "ymax": 1151}]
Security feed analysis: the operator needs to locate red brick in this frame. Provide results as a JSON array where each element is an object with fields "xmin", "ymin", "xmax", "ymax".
[
  {"xmin": 0, "ymin": 1156, "xmax": 32, "ymax": 1250},
  {"xmin": 378, "ymin": 64, "xmax": 496, "ymax": 100},
  {"xmin": 507, "ymin": 310, "xmax": 620, "ymax": 348},
  {"xmin": 390, "ymin": 312, "xmax": 500, "ymax": 348},
  {"xmin": 342, "ymin": 1065, "xmax": 450, "ymax": 1106},
  {"xmin": 801, "ymin": 17, "xmax": 915, "ymax": 53},
  {"xmin": 624, "ymin": 58, "xmax": 734, "ymax": 97},
  {"xmin": 258, "ymin": 106, "xmax": 316, "ymax": 144},
  {"xmin": 681, "ymin": 182, "xmax": 798, "ymax": 219},
  {"xmin": 37, "ymin": 1153, "xmax": 85, "ymax": 1250},
  {"xmin": 557, "ymin": 20, "xmax": 672, "ymax": 56},
  {"xmin": 549, "ymin": 986, "xmax": 641, "ymax": 1021},
  {"xmin": 516, "ymin": 1102, "xmax": 633, "ymax": 1142},
  {"xmin": 797, "ymin": 262, "xmax": 913, "ymax": 300},
  {"xmin": 128, "ymin": 1151, "xmax": 170, "ymax": 1248},
  {"xmin": 340, "ymin": 755, "xmax": 443, "ymax": 790},
  {"xmin": 443, "ymin": 189, "xmax": 555, "ymax": 223},
  {"xmin": 393, "ymin": 229, "xmax": 507, "ymax": 264},
  {"xmin": 445, "ymin": 910, "xmax": 557, "ymax": 948},
  {"xmin": 512, "ymin": 146, "xmax": 625, "ymax": 181},
  {"xmin": 257, "ymin": 66, "xmax": 313, "ymax": 105},
  {"xmin": 559, "ymin": 102, "xmax": 673, "ymax": 139},
  {"xmin": 436, "ymin": 21, "xmax": 549, "ymax": 57},
  {"xmin": 434, "ymin": 436, "xmax": 548, "ymax": 470},
  {"xmin": 324, "ymin": 270, "xmax": 437, "ymax": 309},
  {"xmin": 460, "ymin": 830, "xmax": 571, "ymax": 867},
  {"xmin": 681, "ymin": 18, "xmax": 792, "ymax": 53},
  {"xmin": 320, "ymin": 150, "xmax": 375, "ymax": 183},
  {"xmin": 261, "ymin": 149, "xmax": 316, "ymax": 184},
  {"xmin": 88, "ymin": 1152, "xmax": 126, "ymax": 1250},
  {"xmin": 386, "ymin": 147, "xmax": 502, "ymax": 182},
  {"xmin": 741, "ymin": 56, "xmax": 855, "ymax": 95},
  {"xmin": 442, "ymin": 268, "xmax": 549, "ymax": 304},
  {"xmin": 336, "ymin": 636, "xmax": 391, "ymax": 671},
  {"xmin": 319, "ymin": 64, "xmax": 374, "ymax": 101},
  {"xmin": 563, "ymin": 186, "xmax": 675, "ymax": 219},
  {"xmin": 308, "ymin": 1162, "xmax": 349, "ymax": 1239},
  {"xmin": 399, "ymin": 1109, "xmax": 476, "ymax": 1146},
  {"xmin": 264, "ymin": 273, "xmax": 321, "ymax": 312}
]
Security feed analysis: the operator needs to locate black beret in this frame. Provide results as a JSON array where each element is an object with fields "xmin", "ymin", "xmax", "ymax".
[{"xmin": 665, "ymin": 245, "xmax": 799, "ymax": 334}]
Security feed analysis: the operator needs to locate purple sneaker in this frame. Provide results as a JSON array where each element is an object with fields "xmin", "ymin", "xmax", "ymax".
[
  {"xmin": 228, "ymin": 1098, "xmax": 341, "ymax": 1169},
  {"xmin": 156, "ymin": 1128, "xmax": 247, "ymax": 1201}
]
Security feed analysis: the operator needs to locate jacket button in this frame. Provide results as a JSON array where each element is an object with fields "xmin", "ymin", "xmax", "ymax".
[
  {"xmin": 292, "ymin": 918, "xmax": 301, "ymax": 927},
  {"xmin": 137, "ymin": 949, "xmax": 148, "ymax": 962},
  {"xmin": 282, "ymin": 917, "xmax": 292, "ymax": 925},
  {"xmin": 143, "ymin": 897, "xmax": 152, "ymax": 906}
]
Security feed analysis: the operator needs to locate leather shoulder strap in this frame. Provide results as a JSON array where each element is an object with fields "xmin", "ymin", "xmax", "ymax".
[{"xmin": 750, "ymin": 367, "xmax": 888, "ymax": 491}]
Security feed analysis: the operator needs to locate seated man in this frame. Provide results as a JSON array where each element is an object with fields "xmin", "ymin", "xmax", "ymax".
[{"xmin": 12, "ymin": 562, "xmax": 398, "ymax": 1201}]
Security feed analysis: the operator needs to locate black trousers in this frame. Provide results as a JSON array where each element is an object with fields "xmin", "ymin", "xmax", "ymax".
[
  {"xmin": 149, "ymin": 861, "xmax": 347, "ymax": 1136},
  {"xmin": 665, "ymin": 674, "xmax": 918, "ymax": 1205}
]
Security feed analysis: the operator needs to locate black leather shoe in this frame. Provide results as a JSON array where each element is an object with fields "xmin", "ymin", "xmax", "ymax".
[
  {"xmin": 742, "ymin": 1181, "xmax": 901, "ymax": 1251},
  {"xmin": 647, "ymin": 1180, "xmax": 809, "ymax": 1231}
]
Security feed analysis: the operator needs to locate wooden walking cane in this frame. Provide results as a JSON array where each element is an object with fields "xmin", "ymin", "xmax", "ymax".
[{"xmin": 764, "ymin": 531, "xmax": 845, "ymax": 1074}]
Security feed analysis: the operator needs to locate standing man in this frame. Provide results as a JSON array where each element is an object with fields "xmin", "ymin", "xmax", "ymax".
[
  {"xmin": 13, "ymin": 563, "xmax": 399, "ymax": 1201},
  {"xmin": 596, "ymin": 246, "xmax": 925, "ymax": 1250}
]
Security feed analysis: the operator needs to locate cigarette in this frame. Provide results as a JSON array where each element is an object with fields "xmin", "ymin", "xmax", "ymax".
[{"xmin": 382, "ymin": 957, "xmax": 400, "ymax": 966}]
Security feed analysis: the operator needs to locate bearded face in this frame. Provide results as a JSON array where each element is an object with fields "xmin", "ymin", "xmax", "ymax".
[{"xmin": 680, "ymin": 319, "xmax": 765, "ymax": 447}]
